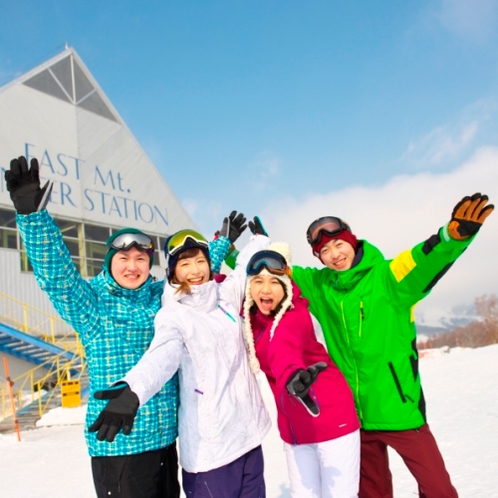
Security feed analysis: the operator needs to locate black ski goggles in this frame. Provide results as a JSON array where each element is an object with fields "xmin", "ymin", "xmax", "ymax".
[
  {"xmin": 246, "ymin": 250, "xmax": 290, "ymax": 277},
  {"xmin": 109, "ymin": 233, "xmax": 155, "ymax": 254},
  {"xmin": 306, "ymin": 216, "xmax": 351, "ymax": 246}
]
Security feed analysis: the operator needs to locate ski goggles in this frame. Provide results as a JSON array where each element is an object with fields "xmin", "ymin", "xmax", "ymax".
[
  {"xmin": 109, "ymin": 232, "xmax": 154, "ymax": 254},
  {"xmin": 306, "ymin": 216, "xmax": 351, "ymax": 246},
  {"xmin": 165, "ymin": 229, "xmax": 209, "ymax": 257},
  {"xmin": 246, "ymin": 250, "xmax": 290, "ymax": 277}
]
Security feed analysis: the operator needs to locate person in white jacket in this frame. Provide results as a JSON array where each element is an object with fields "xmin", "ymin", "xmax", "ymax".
[{"xmin": 90, "ymin": 226, "xmax": 271, "ymax": 498}]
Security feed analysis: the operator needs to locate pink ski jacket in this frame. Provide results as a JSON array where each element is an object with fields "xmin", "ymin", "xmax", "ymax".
[{"xmin": 250, "ymin": 282, "xmax": 359, "ymax": 445}]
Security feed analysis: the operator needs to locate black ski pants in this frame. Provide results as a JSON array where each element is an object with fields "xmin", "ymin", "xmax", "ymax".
[{"xmin": 92, "ymin": 442, "xmax": 180, "ymax": 498}]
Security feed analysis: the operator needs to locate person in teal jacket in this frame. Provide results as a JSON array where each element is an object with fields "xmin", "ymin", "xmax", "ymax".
[
  {"xmin": 289, "ymin": 193, "xmax": 494, "ymax": 498},
  {"xmin": 4, "ymin": 156, "xmax": 238, "ymax": 498}
]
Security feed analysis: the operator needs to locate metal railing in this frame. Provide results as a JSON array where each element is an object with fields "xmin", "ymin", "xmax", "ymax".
[
  {"xmin": 0, "ymin": 290, "xmax": 83, "ymax": 355},
  {"xmin": 1, "ymin": 351, "xmax": 87, "ymax": 422},
  {"xmin": 0, "ymin": 290, "xmax": 87, "ymax": 424}
]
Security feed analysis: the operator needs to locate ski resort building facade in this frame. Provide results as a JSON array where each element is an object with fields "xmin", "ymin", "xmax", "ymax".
[{"xmin": 0, "ymin": 47, "xmax": 196, "ymax": 340}]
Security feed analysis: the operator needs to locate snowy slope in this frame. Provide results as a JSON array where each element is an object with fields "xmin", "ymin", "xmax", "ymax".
[{"xmin": 0, "ymin": 344, "xmax": 497, "ymax": 498}]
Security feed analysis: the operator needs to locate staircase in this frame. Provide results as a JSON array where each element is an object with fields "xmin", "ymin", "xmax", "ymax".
[
  {"xmin": 0, "ymin": 322, "xmax": 81, "ymax": 371},
  {"xmin": 0, "ymin": 322, "xmax": 88, "ymax": 434}
]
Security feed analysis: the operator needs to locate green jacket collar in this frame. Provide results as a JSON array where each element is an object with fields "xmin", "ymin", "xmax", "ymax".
[{"xmin": 330, "ymin": 240, "xmax": 384, "ymax": 291}]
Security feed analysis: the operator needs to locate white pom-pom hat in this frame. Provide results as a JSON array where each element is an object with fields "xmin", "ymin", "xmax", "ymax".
[{"xmin": 243, "ymin": 242, "xmax": 294, "ymax": 373}]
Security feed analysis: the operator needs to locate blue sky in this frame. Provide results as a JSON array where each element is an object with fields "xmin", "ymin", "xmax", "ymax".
[{"xmin": 1, "ymin": 0, "xmax": 498, "ymax": 325}]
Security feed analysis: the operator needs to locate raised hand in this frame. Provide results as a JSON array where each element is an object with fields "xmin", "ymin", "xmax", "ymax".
[
  {"xmin": 219, "ymin": 210, "xmax": 247, "ymax": 243},
  {"xmin": 248, "ymin": 216, "xmax": 268, "ymax": 236},
  {"xmin": 5, "ymin": 156, "xmax": 52, "ymax": 214},
  {"xmin": 448, "ymin": 193, "xmax": 494, "ymax": 241}
]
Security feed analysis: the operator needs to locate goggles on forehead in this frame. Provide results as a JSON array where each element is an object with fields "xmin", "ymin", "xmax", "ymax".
[
  {"xmin": 246, "ymin": 250, "xmax": 290, "ymax": 277},
  {"xmin": 306, "ymin": 216, "xmax": 351, "ymax": 246},
  {"xmin": 109, "ymin": 232, "xmax": 155, "ymax": 254},
  {"xmin": 165, "ymin": 229, "xmax": 209, "ymax": 257}
]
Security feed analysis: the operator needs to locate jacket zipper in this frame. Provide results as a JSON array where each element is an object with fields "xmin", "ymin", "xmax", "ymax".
[
  {"xmin": 359, "ymin": 301, "xmax": 364, "ymax": 338},
  {"xmin": 340, "ymin": 300, "xmax": 363, "ymax": 422}
]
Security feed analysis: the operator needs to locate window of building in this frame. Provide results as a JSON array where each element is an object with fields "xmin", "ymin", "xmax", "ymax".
[
  {"xmin": 0, "ymin": 209, "xmax": 165, "ymax": 277},
  {"xmin": 0, "ymin": 208, "xmax": 18, "ymax": 250}
]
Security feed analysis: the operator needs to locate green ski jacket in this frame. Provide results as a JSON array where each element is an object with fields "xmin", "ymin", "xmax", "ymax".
[{"xmin": 292, "ymin": 225, "xmax": 473, "ymax": 430}]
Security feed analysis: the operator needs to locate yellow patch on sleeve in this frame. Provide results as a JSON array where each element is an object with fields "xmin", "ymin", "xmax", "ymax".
[
  {"xmin": 410, "ymin": 303, "xmax": 418, "ymax": 323},
  {"xmin": 389, "ymin": 250, "xmax": 416, "ymax": 283}
]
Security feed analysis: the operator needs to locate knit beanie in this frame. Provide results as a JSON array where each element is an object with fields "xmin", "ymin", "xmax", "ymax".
[
  {"xmin": 311, "ymin": 230, "xmax": 358, "ymax": 258},
  {"xmin": 104, "ymin": 228, "xmax": 154, "ymax": 274},
  {"xmin": 243, "ymin": 242, "xmax": 294, "ymax": 374}
]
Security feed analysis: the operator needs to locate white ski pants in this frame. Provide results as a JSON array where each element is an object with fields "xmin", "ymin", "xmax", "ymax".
[{"xmin": 284, "ymin": 429, "xmax": 360, "ymax": 498}]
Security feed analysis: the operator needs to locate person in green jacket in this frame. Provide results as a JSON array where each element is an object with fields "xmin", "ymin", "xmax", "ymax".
[{"xmin": 289, "ymin": 193, "xmax": 494, "ymax": 498}]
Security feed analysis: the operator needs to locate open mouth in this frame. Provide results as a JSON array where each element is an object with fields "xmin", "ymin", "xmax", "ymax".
[
  {"xmin": 188, "ymin": 277, "xmax": 204, "ymax": 285},
  {"xmin": 259, "ymin": 297, "xmax": 274, "ymax": 312}
]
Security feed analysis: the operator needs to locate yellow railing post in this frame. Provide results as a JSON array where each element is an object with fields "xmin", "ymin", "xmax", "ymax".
[
  {"xmin": 30, "ymin": 371, "xmax": 35, "ymax": 404},
  {"xmin": 22, "ymin": 303, "xmax": 29, "ymax": 333},
  {"xmin": 37, "ymin": 381, "xmax": 43, "ymax": 418},
  {"xmin": 50, "ymin": 316, "xmax": 55, "ymax": 344}
]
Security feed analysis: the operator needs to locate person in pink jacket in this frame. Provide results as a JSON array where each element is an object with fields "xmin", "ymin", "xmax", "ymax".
[{"xmin": 243, "ymin": 241, "xmax": 361, "ymax": 498}]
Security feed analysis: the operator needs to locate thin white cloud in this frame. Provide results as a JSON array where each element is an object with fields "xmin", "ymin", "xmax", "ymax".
[
  {"xmin": 400, "ymin": 99, "xmax": 498, "ymax": 169},
  {"xmin": 259, "ymin": 146, "xmax": 498, "ymax": 328},
  {"xmin": 403, "ymin": 120, "xmax": 479, "ymax": 167},
  {"xmin": 438, "ymin": 0, "xmax": 498, "ymax": 41}
]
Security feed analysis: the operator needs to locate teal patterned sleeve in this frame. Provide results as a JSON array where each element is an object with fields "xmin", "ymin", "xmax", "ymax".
[
  {"xmin": 209, "ymin": 235, "xmax": 232, "ymax": 274},
  {"xmin": 16, "ymin": 210, "xmax": 98, "ymax": 339}
]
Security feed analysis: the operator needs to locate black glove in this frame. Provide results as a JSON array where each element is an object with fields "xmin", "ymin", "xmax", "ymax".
[
  {"xmin": 88, "ymin": 384, "xmax": 139, "ymax": 442},
  {"xmin": 248, "ymin": 216, "xmax": 268, "ymax": 236},
  {"xmin": 5, "ymin": 156, "xmax": 52, "ymax": 214},
  {"xmin": 219, "ymin": 210, "xmax": 247, "ymax": 243},
  {"xmin": 448, "ymin": 193, "xmax": 494, "ymax": 241},
  {"xmin": 286, "ymin": 362, "xmax": 327, "ymax": 417}
]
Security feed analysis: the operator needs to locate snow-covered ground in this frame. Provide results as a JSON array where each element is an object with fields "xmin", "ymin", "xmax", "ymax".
[{"xmin": 1, "ymin": 344, "xmax": 497, "ymax": 497}]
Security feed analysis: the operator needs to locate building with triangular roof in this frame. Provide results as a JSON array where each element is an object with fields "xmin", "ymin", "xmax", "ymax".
[{"xmin": 0, "ymin": 47, "xmax": 196, "ymax": 324}]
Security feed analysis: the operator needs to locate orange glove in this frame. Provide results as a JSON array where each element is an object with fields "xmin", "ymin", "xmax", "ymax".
[{"xmin": 448, "ymin": 193, "xmax": 494, "ymax": 241}]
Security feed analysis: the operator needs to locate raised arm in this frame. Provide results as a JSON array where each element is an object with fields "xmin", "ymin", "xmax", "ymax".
[
  {"xmin": 219, "ymin": 217, "xmax": 271, "ymax": 308},
  {"xmin": 5, "ymin": 156, "xmax": 98, "ymax": 338},
  {"xmin": 385, "ymin": 193, "xmax": 494, "ymax": 309}
]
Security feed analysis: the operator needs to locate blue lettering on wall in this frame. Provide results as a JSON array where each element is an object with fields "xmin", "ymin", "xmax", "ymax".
[
  {"xmin": 60, "ymin": 182, "xmax": 76, "ymax": 207},
  {"xmin": 138, "ymin": 203, "xmax": 153, "ymax": 223},
  {"xmin": 24, "ymin": 143, "xmax": 82, "ymax": 180},
  {"xmin": 67, "ymin": 156, "xmax": 83, "ymax": 180},
  {"xmin": 84, "ymin": 189, "xmax": 95, "ymax": 211},
  {"xmin": 18, "ymin": 142, "xmax": 171, "ymax": 228},
  {"xmin": 56, "ymin": 154, "xmax": 69, "ymax": 176},
  {"xmin": 82, "ymin": 188, "xmax": 169, "ymax": 226},
  {"xmin": 94, "ymin": 166, "xmax": 116, "ymax": 189},
  {"xmin": 40, "ymin": 150, "xmax": 55, "ymax": 174},
  {"xmin": 108, "ymin": 197, "xmax": 122, "ymax": 217},
  {"xmin": 153, "ymin": 206, "xmax": 169, "ymax": 226}
]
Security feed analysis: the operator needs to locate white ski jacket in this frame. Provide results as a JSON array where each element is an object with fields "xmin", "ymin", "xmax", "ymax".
[{"xmin": 123, "ymin": 235, "xmax": 271, "ymax": 473}]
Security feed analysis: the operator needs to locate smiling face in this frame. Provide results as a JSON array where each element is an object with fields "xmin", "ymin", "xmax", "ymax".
[
  {"xmin": 110, "ymin": 247, "xmax": 151, "ymax": 289},
  {"xmin": 319, "ymin": 238, "xmax": 356, "ymax": 271},
  {"xmin": 249, "ymin": 273, "xmax": 286, "ymax": 315},
  {"xmin": 173, "ymin": 249, "xmax": 210, "ymax": 286}
]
